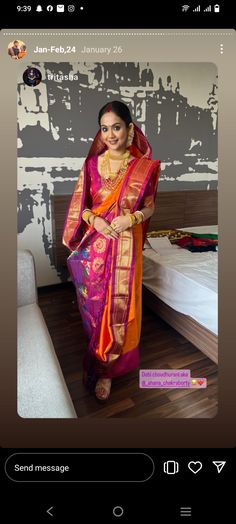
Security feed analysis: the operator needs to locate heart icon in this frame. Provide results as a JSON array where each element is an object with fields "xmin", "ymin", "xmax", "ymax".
[
  {"xmin": 188, "ymin": 461, "xmax": 202, "ymax": 474},
  {"xmin": 198, "ymin": 380, "xmax": 204, "ymax": 385}
]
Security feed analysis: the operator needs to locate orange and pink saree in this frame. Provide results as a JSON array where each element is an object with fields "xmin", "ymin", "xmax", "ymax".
[{"xmin": 62, "ymin": 125, "xmax": 160, "ymax": 387}]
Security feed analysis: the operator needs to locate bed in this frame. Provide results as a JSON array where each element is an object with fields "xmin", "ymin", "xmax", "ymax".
[{"xmin": 142, "ymin": 190, "xmax": 218, "ymax": 364}]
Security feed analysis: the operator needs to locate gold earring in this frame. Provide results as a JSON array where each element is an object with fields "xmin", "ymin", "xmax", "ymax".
[{"xmin": 127, "ymin": 124, "xmax": 134, "ymax": 147}]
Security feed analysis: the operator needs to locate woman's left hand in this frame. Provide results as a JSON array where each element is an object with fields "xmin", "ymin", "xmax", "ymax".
[{"xmin": 110, "ymin": 215, "xmax": 131, "ymax": 233}]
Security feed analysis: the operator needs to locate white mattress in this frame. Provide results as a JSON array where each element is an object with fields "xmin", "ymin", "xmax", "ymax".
[{"xmin": 142, "ymin": 226, "xmax": 218, "ymax": 335}]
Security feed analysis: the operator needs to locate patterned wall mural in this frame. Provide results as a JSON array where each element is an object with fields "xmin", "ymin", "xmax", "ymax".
[{"xmin": 17, "ymin": 62, "xmax": 218, "ymax": 286}]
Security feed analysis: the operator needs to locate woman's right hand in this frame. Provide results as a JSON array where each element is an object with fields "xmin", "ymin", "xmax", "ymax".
[{"xmin": 93, "ymin": 216, "xmax": 119, "ymax": 240}]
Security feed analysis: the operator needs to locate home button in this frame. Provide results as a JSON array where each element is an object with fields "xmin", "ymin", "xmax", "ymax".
[{"xmin": 112, "ymin": 505, "xmax": 124, "ymax": 518}]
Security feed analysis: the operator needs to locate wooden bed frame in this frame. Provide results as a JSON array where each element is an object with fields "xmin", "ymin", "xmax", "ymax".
[
  {"xmin": 51, "ymin": 189, "xmax": 218, "ymax": 363},
  {"xmin": 143, "ymin": 189, "xmax": 218, "ymax": 364}
]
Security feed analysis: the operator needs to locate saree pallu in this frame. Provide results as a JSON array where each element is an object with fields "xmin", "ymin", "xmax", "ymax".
[{"xmin": 63, "ymin": 156, "xmax": 160, "ymax": 385}]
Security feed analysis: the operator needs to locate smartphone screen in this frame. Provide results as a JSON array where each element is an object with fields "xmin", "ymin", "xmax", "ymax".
[{"xmin": 1, "ymin": 2, "xmax": 235, "ymax": 521}]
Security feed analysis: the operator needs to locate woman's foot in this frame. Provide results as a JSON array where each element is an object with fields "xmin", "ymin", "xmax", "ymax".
[{"xmin": 95, "ymin": 378, "xmax": 112, "ymax": 401}]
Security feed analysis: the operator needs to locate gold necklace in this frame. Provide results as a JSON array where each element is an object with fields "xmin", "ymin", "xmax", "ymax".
[
  {"xmin": 100, "ymin": 150, "xmax": 131, "ymax": 190},
  {"xmin": 108, "ymin": 151, "xmax": 130, "ymax": 161}
]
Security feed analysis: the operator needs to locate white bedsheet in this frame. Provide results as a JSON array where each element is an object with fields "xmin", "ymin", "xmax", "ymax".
[{"xmin": 142, "ymin": 226, "xmax": 218, "ymax": 335}]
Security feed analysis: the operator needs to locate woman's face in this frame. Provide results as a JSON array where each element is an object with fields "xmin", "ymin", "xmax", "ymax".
[{"xmin": 100, "ymin": 112, "xmax": 129, "ymax": 153}]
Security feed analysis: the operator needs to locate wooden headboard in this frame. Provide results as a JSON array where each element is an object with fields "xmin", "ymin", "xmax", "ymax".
[
  {"xmin": 149, "ymin": 190, "xmax": 218, "ymax": 231},
  {"xmin": 51, "ymin": 190, "xmax": 218, "ymax": 270}
]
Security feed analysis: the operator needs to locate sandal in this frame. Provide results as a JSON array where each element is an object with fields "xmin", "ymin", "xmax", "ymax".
[{"xmin": 95, "ymin": 378, "xmax": 112, "ymax": 402}]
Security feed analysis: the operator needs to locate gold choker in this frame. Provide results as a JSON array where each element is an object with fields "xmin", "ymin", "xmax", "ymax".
[{"xmin": 107, "ymin": 150, "xmax": 130, "ymax": 161}]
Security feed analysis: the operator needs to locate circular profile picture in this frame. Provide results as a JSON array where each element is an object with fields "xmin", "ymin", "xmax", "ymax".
[
  {"xmin": 23, "ymin": 67, "xmax": 42, "ymax": 87},
  {"xmin": 8, "ymin": 40, "xmax": 27, "ymax": 60}
]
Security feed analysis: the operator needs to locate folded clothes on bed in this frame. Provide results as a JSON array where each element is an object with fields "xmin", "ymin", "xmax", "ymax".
[{"xmin": 146, "ymin": 229, "xmax": 218, "ymax": 252}]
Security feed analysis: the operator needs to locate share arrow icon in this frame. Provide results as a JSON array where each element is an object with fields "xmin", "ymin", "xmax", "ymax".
[{"xmin": 212, "ymin": 461, "xmax": 226, "ymax": 473}]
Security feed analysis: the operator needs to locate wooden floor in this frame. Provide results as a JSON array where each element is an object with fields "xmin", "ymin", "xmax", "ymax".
[{"xmin": 38, "ymin": 282, "xmax": 218, "ymax": 419}]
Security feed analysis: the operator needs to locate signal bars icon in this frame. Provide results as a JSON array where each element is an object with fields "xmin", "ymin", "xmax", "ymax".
[
  {"xmin": 204, "ymin": 5, "xmax": 212, "ymax": 11},
  {"xmin": 193, "ymin": 5, "xmax": 201, "ymax": 11}
]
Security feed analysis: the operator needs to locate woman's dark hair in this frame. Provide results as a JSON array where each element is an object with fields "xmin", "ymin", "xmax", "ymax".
[{"xmin": 98, "ymin": 100, "xmax": 132, "ymax": 127}]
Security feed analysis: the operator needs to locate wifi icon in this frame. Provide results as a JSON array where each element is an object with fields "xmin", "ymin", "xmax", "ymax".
[{"xmin": 182, "ymin": 5, "xmax": 190, "ymax": 11}]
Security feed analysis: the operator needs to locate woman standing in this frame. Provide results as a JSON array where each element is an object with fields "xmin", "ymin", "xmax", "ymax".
[{"xmin": 62, "ymin": 101, "xmax": 160, "ymax": 401}]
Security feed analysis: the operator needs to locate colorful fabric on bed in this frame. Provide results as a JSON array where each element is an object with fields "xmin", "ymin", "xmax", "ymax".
[
  {"xmin": 147, "ymin": 229, "xmax": 218, "ymax": 252},
  {"xmin": 175, "ymin": 236, "xmax": 217, "ymax": 252}
]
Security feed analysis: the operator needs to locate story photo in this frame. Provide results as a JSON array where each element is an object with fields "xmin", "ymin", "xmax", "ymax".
[{"xmin": 17, "ymin": 61, "xmax": 218, "ymax": 419}]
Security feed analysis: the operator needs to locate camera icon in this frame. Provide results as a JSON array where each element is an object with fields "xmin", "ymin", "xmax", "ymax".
[{"xmin": 68, "ymin": 5, "xmax": 75, "ymax": 11}]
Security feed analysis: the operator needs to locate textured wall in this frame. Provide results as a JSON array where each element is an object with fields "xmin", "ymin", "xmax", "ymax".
[{"xmin": 17, "ymin": 62, "xmax": 218, "ymax": 286}]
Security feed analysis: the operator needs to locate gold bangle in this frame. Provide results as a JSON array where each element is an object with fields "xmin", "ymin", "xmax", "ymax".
[
  {"xmin": 82, "ymin": 210, "xmax": 90, "ymax": 221},
  {"xmin": 134, "ymin": 211, "xmax": 144, "ymax": 224},
  {"xmin": 82, "ymin": 210, "xmax": 94, "ymax": 226},
  {"xmin": 128, "ymin": 214, "xmax": 137, "ymax": 227}
]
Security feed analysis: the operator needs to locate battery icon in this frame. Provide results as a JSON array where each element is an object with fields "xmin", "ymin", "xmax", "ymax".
[{"xmin": 163, "ymin": 460, "xmax": 179, "ymax": 474}]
